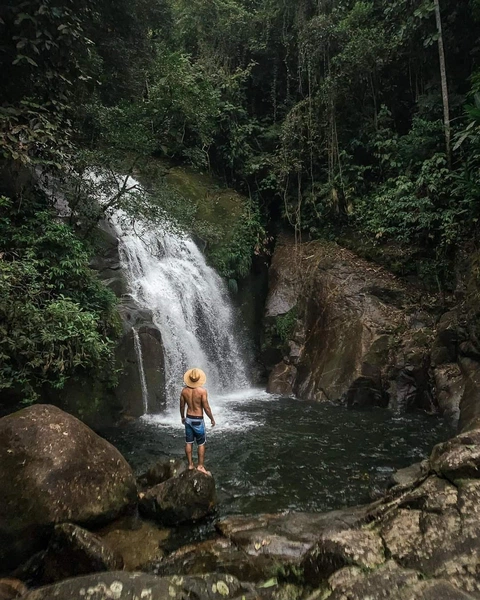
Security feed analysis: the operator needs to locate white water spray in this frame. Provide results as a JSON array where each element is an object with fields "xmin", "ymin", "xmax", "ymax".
[
  {"xmin": 132, "ymin": 328, "xmax": 149, "ymax": 414},
  {"xmin": 105, "ymin": 176, "xmax": 250, "ymax": 410}
]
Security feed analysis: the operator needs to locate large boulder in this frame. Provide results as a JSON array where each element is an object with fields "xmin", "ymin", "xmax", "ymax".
[
  {"xmin": 139, "ymin": 470, "xmax": 216, "ymax": 525},
  {"xmin": 0, "ymin": 405, "xmax": 137, "ymax": 570},
  {"xmin": 21, "ymin": 571, "xmax": 257, "ymax": 600},
  {"xmin": 263, "ymin": 237, "xmax": 436, "ymax": 411}
]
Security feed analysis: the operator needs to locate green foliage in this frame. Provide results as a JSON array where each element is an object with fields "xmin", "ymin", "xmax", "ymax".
[
  {"xmin": 0, "ymin": 196, "xmax": 119, "ymax": 402},
  {"xmin": 206, "ymin": 200, "xmax": 265, "ymax": 283},
  {"xmin": 275, "ymin": 307, "xmax": 298, "ymax": 344}
]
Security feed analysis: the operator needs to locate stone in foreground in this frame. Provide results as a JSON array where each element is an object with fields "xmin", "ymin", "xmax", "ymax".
[
  {"xmin": 21, "ymin": 571, "xmax": 256, "ymax": 600},
  {"xmin": 0, "ymin": 405, "xmax": 137, "ymax": 569},
  {"xmin": 139, "ymin": 469, "xmax": 216, "ymax": 525},
  {"xmin": 41, "ymin": 523, "xmax": 123, "ymax": 583}
]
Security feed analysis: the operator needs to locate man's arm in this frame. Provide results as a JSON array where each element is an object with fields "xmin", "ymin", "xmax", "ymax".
[
  {"xmin": 180, "ymin": 392, "xmax": 186, "ymax": 423},
  {"xmin": 201, "ymin": 390, "xmax": 215, "ymax": 427}
]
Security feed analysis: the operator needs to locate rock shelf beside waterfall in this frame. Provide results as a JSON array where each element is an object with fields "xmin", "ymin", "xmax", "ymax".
[{"xmin": 262, "ymin": 235, "xmax": 455, "ymax": 416}]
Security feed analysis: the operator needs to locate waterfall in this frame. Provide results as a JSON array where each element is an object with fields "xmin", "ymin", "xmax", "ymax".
[
  {"xmin": 132, "ymin": 328, "xmax": 149, "ymax": 414},
  {"xmin": 106, "ymin": 176, "xmax": 249, "ymax": 409}
]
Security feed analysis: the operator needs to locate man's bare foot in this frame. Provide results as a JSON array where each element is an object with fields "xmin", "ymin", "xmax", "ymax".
[
  {"xmin": 188, "ymin": 464, "xmax": 196, "ymax": 470},
  {"xmin": 197, "ymin": 465, "xmax": 211, "ymax": 476}
]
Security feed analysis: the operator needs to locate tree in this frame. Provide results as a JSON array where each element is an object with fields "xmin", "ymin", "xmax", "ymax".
[{"xmin": 434, "ymin": 0, "xmax": 451, "ymax": 166}]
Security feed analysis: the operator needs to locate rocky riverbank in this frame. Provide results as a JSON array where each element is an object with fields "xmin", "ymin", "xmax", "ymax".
[{"xmin": 2, "ymin": 396, "xmax": 480, "ymax": 599}]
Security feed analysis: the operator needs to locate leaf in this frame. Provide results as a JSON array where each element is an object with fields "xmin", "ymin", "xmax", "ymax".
[{"xmin": 259, "ymin": 578, "xmax": 278, "ymax": 588}]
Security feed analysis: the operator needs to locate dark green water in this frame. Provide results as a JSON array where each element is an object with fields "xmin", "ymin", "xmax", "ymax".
[{"xmin": 102, "ymin": 389, "xmax": 453, "ymax": 518}]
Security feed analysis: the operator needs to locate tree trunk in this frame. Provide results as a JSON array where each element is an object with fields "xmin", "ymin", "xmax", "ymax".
[{"xmin": 434, "ymin": 0, "xmax": 451, "ymax": 166}]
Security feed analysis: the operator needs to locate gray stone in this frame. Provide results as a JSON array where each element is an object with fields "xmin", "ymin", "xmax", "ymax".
[
  {"xmin": 139, "ymin": 470, "xmax": 216, "ymax": 525},
  {"xmin": 0, "ymin": 405, "xmax": 137, "ymax": 570}
]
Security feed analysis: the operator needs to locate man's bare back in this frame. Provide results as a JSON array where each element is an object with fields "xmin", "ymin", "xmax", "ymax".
[{"xmin": 180, "ymin": 386, "xmax": 210, "ymax": 418}]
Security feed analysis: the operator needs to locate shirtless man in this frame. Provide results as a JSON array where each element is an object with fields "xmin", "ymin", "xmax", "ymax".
[{"xmin": 180, "ymin": 368, "xmax": 215, "ymax": 475}]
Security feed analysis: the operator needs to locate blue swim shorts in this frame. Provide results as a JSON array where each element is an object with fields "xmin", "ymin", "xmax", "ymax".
[{"xmin": 185, "ymin": 415, "xmax": 206, "ymax": 446}]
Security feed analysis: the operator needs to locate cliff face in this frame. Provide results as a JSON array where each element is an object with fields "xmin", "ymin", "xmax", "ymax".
[{"xmin": 263, "ymin": 236, "xmax": 479, "ymax": 423}]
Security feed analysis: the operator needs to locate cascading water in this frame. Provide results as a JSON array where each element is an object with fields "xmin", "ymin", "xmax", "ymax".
[
  {"xmin": 132, "ymin": 328, "xmax": 149, "ymax": 414},
  {"xmin": 105, "ymin": 176, "xmax": 249, "ymax": 411}
]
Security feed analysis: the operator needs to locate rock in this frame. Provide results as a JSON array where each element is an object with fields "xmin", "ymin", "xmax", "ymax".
[
  {"xmin": 266, "ymin": 363, "xmax": 297, "ymax": 396},
  {"xmin": 301, "ymin": 529, "xmax": 385, "ymax": 585},
  {"xmin": 328, "ymin": 560, "xmax": 421, "ymax": 599},
  {"xmin": 0, "ymin": 579, "xmax": 28, "ymax": 600},
  {"xmin": 40, "ymin": 524, "xmax": 123, "ymax": 583},
  {"xmin": 458, "ymin": 357, "xmax": 480, "ymax": 433},
  {"xmin": 139, "ymin": 470, "xmax": 216, "ymax": 525},
  {"xmin": 97, "ymin": 517, "xmax": 170, "ymax": 571},
  {"xmin": 216, "ymin": 508, "xmax": 368, "ymax": 576},
  {"xmin": 114, "ymin": 309, "xmax": 166, "ymax": 417},
  {"xmin": 430, "ymin": 428, "xmax": 480, "ymax": 480},
  {"xmin": 0, "ymin": 405, "xmax": 137, "ymax": 570},
  {"xmin": 434, "ymin": 363, "xmax": 464, "ymax": 425},
  {"xmin": 327, "ymin": 560, "xmax": 474, "ymax": 600},
  {"xmin": 21, "ymin": 571, "xmax": 257, "ymax": 600},
  {"xmin": 263, "ymin": 237, "xmax": 435, "ymax": 410},
  {"xmin": 430, "ymin": 311, "xmax": 464, "ymax": 366},
  {"xmin": 388, "ymin": 460, "xmax": 429, "ymax": 490},
  {"xmin": 137, "ymin": 458, "xmax": 186, "ymax": 488},
  {"xmin": 148, "ymin": 537, "xmax": 279, "ymax": 583}
]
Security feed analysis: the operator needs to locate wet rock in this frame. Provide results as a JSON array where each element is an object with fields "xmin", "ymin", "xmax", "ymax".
[
  {"xmin": 114, "ymin": 311, "xmax": 166, "ymax": 417},
  {"xmin": 21, "ymin": 571, "xmax": 257, "ymax": 600},
  {"xmin": 137, "ymin": 458, "xmax": 186, "ymax": 488},
  {"xmin": 266, "ymin": 363, "xmax": 297, "ymax": 396},
  {"xmin": 430, "ymin": 428, "xmax": 480, "ymax": 480},
  {"xmin": 97, "ymin": 517, "xmax": 170, "ymax": 571},
  {"xmin": 41, "ymin": 523, "xmax": 123, "ymax": 583},
  {"xmin": 139, "ymin": 469, "xmax": 216, "ymax": 525},
  {"xmin": 0, "ymin": 579, "xmax": 28, "ymax": 600},
  {"xmin": 301, "ymin": 529, "xmax": 385, "ymax": 586},
  {"xmin": 0, "ymin": 405, "xmax": 137, "ymax": 570}
]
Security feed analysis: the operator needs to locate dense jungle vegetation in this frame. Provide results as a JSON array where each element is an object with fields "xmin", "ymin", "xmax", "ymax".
[{"xmin": 1, "ymin": 0, "xmax": 479, "ymax": 402}]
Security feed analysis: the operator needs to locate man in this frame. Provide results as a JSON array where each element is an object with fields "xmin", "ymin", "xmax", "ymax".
[{"xmin": 180, "ymin": 368, "xmax": 215, "ymax": 475}]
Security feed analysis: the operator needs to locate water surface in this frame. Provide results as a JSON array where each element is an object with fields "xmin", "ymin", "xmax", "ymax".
[{"xmin": 102, "ymin": 389, "xmax": 452, "ymax": 517}]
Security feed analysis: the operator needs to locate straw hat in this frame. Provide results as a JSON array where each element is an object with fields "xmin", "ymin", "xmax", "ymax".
[{"xmin": 184, "ymin": 368, "xmax": 207, "ymax": 388}]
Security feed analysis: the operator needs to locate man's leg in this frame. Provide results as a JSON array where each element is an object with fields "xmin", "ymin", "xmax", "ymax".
[
  {"xmin": 185, "ymin": 443, "xmax": 195, "ymax": 469},
  {"xmin": 197, "ymin": 444, "xmax": 210, "ymax": 475}
]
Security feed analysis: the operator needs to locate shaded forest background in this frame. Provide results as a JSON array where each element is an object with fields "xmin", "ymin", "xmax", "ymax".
[{"xmin": 1, "ymin": 0, "xmax": 479, "ymax": 402}]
